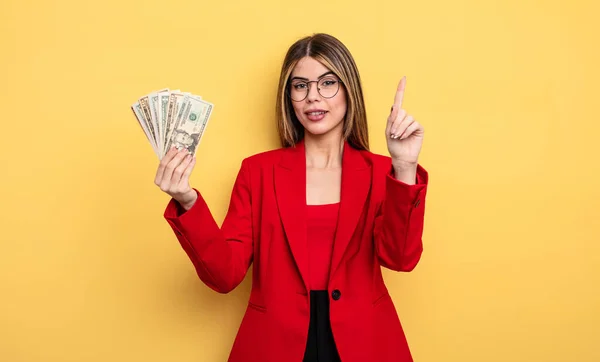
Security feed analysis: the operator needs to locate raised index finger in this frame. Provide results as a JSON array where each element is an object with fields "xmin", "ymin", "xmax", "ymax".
[{"xmin": 393, "ymin": 76, "xmax": 407, "ymax": 110}]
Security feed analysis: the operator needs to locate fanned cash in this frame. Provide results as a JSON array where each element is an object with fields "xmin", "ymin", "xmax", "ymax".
[{"xmin": 131, "ymin": 89, "xmax": 213, "ymax": 159}]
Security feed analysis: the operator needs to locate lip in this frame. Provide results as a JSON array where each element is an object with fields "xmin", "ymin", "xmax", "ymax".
[
  {"xmin": 305, "ymin": 109, "xmax": 328, "ymax": 114},
  {"xmin": 305, "ymin": 109, "xmax": 328, "ymax": 122}
]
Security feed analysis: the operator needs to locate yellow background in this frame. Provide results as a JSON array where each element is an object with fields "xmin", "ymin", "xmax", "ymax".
[{"xmin": 1, "ymin": 0, "xmax": 598, "ymax": 361}]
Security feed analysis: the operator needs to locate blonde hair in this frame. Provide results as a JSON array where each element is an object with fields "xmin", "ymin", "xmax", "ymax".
[{"xmin": 275, "ymin": 33, "xmax": 369, "ymax": 150}]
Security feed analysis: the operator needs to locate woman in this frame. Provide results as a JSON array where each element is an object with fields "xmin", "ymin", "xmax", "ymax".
[{"xmin": 154, "ymin": 33, "xmax": 428, "ymax": 362}]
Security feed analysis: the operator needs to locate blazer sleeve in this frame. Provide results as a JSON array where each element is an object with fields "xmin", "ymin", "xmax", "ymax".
[
  {"xmin": 163, "ymin": 159, "xmax": 253, "ymax": 293},
  {"xmin": 373, "ymin": 164, "xmax": 428, "ymax": 272}
]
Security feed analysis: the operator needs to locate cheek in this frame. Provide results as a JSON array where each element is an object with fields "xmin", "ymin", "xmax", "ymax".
[
  {"xmin": 331, "ymin": 94, "xmax": 348, "ymax": 117},
  {"xmin": 291, "ymin": 103, "xmax": 303, "ymax": 120}
]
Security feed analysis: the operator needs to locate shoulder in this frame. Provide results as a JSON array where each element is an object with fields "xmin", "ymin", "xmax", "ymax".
[
  {"xmin": 358, "ymin": 148, "xmax": 429, "ymax": 185},
  {"xmin": 236, "ymin": 147, "xmax": 289, "ymax": 172},
  {"xmin": 237, "ymin": 145, "xmax": 394, "ymax": 171},
  {"xmin": 360, "ymin": 149, "xmax": 392, "ymax": 165},
  {"xmin": 356, "ymin": 148, "xmax": 393, "ymax": 171},
  {"xmin": 242, "ymin": 147, "xmax": 287, "ymax": 164}
]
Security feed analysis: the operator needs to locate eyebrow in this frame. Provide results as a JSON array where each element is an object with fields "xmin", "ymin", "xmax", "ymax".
[{"xmin": 290, "ymin": 71, "xmax": 335, "ymax": 81}]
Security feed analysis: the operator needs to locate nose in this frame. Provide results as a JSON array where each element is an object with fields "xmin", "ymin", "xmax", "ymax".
[{"xmin": 306, "ymin": 81, "xmax": 321, "ymax": 102}]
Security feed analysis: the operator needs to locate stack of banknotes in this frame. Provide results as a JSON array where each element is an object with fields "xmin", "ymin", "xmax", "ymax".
[{"xmin": 131, "ymin": 88, "xmax": 214, "ymax": 159}]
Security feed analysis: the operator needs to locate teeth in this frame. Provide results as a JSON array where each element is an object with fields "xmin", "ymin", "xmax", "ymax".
[{"xmin": 308, "ymin": 111, "xmax": 325, "ymax": 115}]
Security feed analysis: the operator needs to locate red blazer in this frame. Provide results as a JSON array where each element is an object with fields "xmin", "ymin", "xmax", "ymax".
[{"xmin": 164, "ymin": 140, "xmax": 429, "ymax": 362}]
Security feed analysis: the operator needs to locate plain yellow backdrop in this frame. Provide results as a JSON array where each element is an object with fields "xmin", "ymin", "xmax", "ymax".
[{"xmin": 1, "ymin": 0, "xmax": 599, "ymax": 361}]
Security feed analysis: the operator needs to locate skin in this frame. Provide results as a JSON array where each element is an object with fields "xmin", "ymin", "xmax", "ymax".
[
  {"xmin": 154, "ymin": 56, "xmax": 424, "ymax": 210},
  {"xmin": 290, "ymin": 57, "xmax": 347, "ymax": 205}
]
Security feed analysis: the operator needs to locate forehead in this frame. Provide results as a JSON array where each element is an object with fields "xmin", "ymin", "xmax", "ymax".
[{"xmin": 291, "ymin": 57, "xmax": 332, "ymax": 78}]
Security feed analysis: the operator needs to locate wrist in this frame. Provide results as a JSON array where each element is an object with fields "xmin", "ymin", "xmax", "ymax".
[
  {"xmin": 392, "ymin": 160, "xmax": 418, "ymax": 185},
  {"xmin": 392, "ymin": 159, "xmax": 417, "ymax": 172},
  {"xmin": 177, "ymin": 189, "xmax": 198, "ymax": 211}
]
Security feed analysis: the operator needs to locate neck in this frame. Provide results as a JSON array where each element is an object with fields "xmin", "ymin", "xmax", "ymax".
[{"xmin": 304, "ymin": 131, "xmax": 344, "ymax": 169}]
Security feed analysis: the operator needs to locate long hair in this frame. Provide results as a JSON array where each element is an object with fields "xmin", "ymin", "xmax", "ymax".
[{"xmin": 275, "ymin": 33, "xmax": 369, "ymax": 150}]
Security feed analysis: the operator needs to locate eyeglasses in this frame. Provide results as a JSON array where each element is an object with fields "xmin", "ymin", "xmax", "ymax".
[{"xmin": 288, "ymin": 76, "xmax": 343, "ymax": 102}]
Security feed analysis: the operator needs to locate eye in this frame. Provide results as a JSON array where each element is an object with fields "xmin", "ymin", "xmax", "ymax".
[
  {"xmin": 292, "ymin": 83, "xmax": 307, "ymax": 89},
  {"xmin": 320, "ymin": 78, "xmax": 338, "ymax": 87}
]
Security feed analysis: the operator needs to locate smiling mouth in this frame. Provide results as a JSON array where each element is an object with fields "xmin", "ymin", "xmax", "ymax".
[{"xmin": 305, "ymin": 110, "xmax": 328, "ymax": 122}]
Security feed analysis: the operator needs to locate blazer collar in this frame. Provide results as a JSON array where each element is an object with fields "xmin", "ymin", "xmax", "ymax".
[
  {"xmin": 277, "ymin": 138, "xmax": 369, "ymax": 171},
  {"xmin": 274, "ymin": 139, "xmax": 371, "ymax": 291}
]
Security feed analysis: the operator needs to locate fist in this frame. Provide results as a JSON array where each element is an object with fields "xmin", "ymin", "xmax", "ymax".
[{"xmin": 154, "ymin": 146, "xmax": 198, "ymax": 210}]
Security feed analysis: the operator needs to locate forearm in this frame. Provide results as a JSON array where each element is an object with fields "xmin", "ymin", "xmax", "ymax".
[
  {"xmin": 164, "ymin": 187, "xmax": 253, "ymax": 294},
  {"xmin": 375, "ymin": 164, "xmax": 428, "ymax": 271}
]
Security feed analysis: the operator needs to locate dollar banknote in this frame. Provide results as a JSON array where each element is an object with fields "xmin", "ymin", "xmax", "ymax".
[
  {"xmin": 131, "ymin": 101, "xmax": 159, "ymax": 158},
  {"xmin": 131, "ymin": 89, "xmax": 213, "ymax": 159},
  {"xmin": 165, "ymin": 97, "xmax": 213, "ymax": 157},
  {"xmin": 147, "ymin": 88, "xmax": 168, "ymax": 156}
]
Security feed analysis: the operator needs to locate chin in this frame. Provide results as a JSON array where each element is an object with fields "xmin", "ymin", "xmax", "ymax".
[{"xmin": 301, "ymin": 121, "xmax": 339, "ymax": 136}]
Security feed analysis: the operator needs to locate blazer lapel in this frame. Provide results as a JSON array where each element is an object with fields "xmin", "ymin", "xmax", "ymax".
[
  {"xmin": 274, "ymin": 140, "xmax": 310, "ymax": 292},
  {"xmin": 329, "ymin": 142, "xmax": 371, "ymax": 281}
]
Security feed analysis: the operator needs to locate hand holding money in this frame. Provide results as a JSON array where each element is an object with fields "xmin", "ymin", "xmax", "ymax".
[
  {"xmin": 131, "ymin": 88, "xmax": 213, "ymax": 208},
  {"xmin": 131, "ymin": 88, "xmax": 213, "ymax": 160},
  {"xmin": 154, "ymin": 146, "xmax": 198, "ymax": 210}
]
